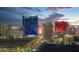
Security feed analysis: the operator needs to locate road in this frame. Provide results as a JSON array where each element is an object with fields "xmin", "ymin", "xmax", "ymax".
[{"xmin": 0, "ymin": 37, "xmax": 44, "ymax": 52}]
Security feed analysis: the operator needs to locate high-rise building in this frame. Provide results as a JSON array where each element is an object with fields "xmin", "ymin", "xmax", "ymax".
[
  {"xmin": 0, "ymin": 24, "xmax": 12, "ymax": 39},
  {"xmin": 23, "ymin": 16, "xmax": 38, "ymax": 37},
  {"xmin": 42, "ymin": 22, "xmax": 53, "ymax": 42},
  {"xmin": 0, "ymin": 24, "xmax": 23, "ymax": 39},
  {"xmin": 38, "ymin": 24, "xmax": 43, "ymax": 36},
  {"xmin": 54, "ymin": 21, "xmax": 69, "ymax": 32},
  {"xmin": 11, "ymin": 25, "xmax": 23, "ymax": 38}
]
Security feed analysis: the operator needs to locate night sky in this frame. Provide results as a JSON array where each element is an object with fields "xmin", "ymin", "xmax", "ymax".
[{"xmin": 0, "ymin": 7, "xmax": 78, "ymax": 25}]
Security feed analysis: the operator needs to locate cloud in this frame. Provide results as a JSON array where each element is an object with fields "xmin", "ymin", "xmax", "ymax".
[
  {"xmin": 49, "ymin": 12, "xmax": 64, "ymax": 18},
  {"xmin": 40, "ymin": 12, "xmax": 64, "ymax": 23},
  {"xmin": 0, "ymin": 7, "xmax": 69, "ymax": 25},
  {"xmin": 23, "ymin": 7, "xmax": 45, "ymax": 12},
  {"xmin": 48, "ymin": 7, "xmax": 71, "ymax": 11},
  {"xmin": 0, "ymin": 7, "xmax": 47, "ymax": 25},
  {"xmin": 44, "ymin": 7, "xmax": 71, "ymax": 22},
  {"xmin": 0, "ymin": 7, "xmax": 30, "ymax": 25},
  {"xmin": 45, "ymin": 12, "xmax": 64, "ymax": 20},
  {"xmin": 0, "ymin": 9, "xmax": 22, "ymax": 25}
]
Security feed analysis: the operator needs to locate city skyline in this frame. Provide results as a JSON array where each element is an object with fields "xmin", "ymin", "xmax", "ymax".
[{"xmin": 0, "ymin": 7, "xmax": 79, "ymax": 25}]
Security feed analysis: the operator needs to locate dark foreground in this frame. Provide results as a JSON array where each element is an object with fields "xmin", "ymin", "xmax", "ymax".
[
  {"xmin": 37, "ymin": 43, "xmax": 79, "ymax": 52},
  {"xmin": 0, "ymin": 38, "xmax": 34, "ymax": 48}
]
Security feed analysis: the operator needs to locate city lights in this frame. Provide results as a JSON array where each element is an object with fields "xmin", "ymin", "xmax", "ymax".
[
  {"xmin": 0, "ymin": 7, "xmax": 79, "ymax": 52},
  {"xmin": 38, "ymin": 28, "xmax": 42, "ymax": 34}
]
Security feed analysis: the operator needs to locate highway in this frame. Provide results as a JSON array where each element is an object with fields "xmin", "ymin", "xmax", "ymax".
[{"xmin": 0, "ymin": 36, "xmax": 44, "ymax": 52}]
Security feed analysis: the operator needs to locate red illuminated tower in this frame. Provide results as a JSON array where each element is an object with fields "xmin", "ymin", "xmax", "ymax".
[{"xmin": 55, "ymin": 16, "xmax": 69, "ymax": 32}]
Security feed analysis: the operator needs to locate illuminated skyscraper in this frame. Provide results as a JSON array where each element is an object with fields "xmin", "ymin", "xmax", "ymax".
[
  {"xmin": 55, "ymin": 21, "xmax": 69, "ymax": 32},
  {"xmin": 23, "ymin": 16, "xmax": 38, "ymax": 37}
]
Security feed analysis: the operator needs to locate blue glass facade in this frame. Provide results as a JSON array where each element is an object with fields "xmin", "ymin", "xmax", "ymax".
[{"xmin": 23, "ymin": 16, "xmax": 38, "ymax": 36}]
